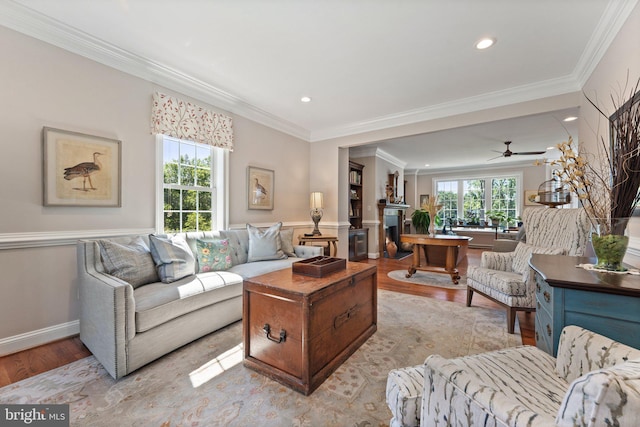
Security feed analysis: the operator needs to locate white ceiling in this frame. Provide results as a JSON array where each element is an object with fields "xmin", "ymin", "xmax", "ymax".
[{"xmin": 3, "ymin": 0, "xmax": 637, "ymax": 170}]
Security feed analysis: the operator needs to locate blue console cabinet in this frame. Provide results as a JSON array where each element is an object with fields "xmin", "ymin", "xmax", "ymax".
[{"xmin": 530, "ymin": 254, "xmax": 640, "ymax": 356}]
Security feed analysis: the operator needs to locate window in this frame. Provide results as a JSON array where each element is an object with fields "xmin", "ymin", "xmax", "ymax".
[
  {"xmin": 157, "ymin": 136, "xmax": 226, "ymax": 233},
  {"xmin": 434, "ymin": 174, "xmax": 521, "ymax": 225},
  {"xmin": 436, "ymin": 180, "xmax": 458, "ymax": 221}
]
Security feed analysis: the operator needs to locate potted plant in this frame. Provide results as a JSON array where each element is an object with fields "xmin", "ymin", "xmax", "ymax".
[
  {"xmin": 486, "ymin": 210, "xmax": 506, "ymax": 227},
  {"xmin": 411, "ymin": 209, "xmax": 431, "ymax": 234}
]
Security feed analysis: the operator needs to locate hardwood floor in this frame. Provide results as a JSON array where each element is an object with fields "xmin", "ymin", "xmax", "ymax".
[{"xmin": 0, "ymin": 248, "xmax": 534, "ymax": 388}]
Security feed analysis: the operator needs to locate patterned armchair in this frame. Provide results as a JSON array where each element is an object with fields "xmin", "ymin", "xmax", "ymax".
[
  {"xmin": 466, "ymin": 208, "xmax": 591, "ymax": 333},
  {"xmin": 386, "ymin": 326, "xmax": 640, "ymax": 427}
]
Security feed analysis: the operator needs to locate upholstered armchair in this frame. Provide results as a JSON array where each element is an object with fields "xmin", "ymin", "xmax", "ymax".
[
  {"xmin": 386, "ymin": 326, "xmax": 640, "ymax": 427},
  {"xmin": 466, "ymin": 208, "xmax": 591, "ymax": 333}
]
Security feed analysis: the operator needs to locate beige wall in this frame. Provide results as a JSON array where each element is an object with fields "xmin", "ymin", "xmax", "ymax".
[
  {"xmin": 580, "ymin": 4, "xmax": 640, "ymax": 266},
  {"xmin": 0, "ymin": 26, "xmax": 311, "ymax": 353}
]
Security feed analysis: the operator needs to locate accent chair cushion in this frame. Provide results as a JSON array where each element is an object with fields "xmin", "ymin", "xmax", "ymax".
[
  {"xmin": 196, "ymin": 238, "xmax": 232, "ymax": 272},
  {"xmin": 247, "ymin": 222, "xmax": 286, "ymax": 262},
  {"xmin": 98, "ymin": 237, "xmax": 159, "ymax": 288},
  {"xmin": 512, "ymin": 242, "xmax": 566, "ymax": 275},
  {"xmin": 556, "ymin": 359, "xmax": 640, "ymax": 427},
  {"xmin": 149, "ymin": 234, "xmax": 195, "ymax": 283}
]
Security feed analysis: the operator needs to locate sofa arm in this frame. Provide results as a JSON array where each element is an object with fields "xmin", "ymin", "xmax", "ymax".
[
  {"xmin": 77, "ymin": 240, "xmax": 136, "ymax": 379},
  {"xmin": 480, "ymin": 250, "xmax": 514, "ymax": 271},
  {"xmin": 422, "ymin": 354, "xmax": 555, "ymax": 426},
  {"xmin": 555, "ymin": 325, "xmax": 640, "ymax": 383},
  {"xmin": 293, "ymin": 244, "xmax": 323, "ymax": 258}
]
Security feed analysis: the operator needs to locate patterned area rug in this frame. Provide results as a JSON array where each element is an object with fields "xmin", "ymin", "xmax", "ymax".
[
  {"xmin": 388, "ymin": 269, "xmax": 467, "ymax": 289},
  {"xmin": 0, "ymin": 290, "xmax": 521, "ymax": 427}
]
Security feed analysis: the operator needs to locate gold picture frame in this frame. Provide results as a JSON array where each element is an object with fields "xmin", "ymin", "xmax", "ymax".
[
  {"xmin": 247, "ymin": 166, "xmax": 274, "ymax": 210},
  {"xmin": 43, "ymin": 127, "xmax": 121, "ymax": 207}
]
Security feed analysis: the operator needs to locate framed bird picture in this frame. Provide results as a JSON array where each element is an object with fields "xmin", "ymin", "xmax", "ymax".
[
  {"xmin": 43, "ymin": 127, "xmax": 121, "ymax": 207},
  {"xmin": 247, "ymin": 166, "xmax": 274, "ymax": 210}
]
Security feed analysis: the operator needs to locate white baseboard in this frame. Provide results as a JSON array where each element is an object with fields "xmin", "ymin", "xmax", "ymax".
[{"xmin": 0, "ymin": 320, "xmax": 79, "ymax": 357}]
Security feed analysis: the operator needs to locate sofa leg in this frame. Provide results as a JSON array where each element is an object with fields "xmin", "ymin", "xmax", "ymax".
[
  {"xmin": 466, "ymin": 288, "xmax": 473, "ymax": 307},
  {"xmin": 507, "ymin": 308, "xmax": 516, "ymax": 334}
]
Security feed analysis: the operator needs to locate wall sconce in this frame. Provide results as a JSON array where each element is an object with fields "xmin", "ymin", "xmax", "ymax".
[{"xmin": 310, "ymin": 192, "xmax": 324, "ymax": 236}]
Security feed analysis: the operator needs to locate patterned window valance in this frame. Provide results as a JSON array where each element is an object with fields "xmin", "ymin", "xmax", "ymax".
[{"xmin": 151, "ymin": 92, "xmax": 234, "ymax": 150}]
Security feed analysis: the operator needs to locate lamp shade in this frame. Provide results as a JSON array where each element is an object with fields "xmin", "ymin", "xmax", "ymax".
[{"xmin": 310, "ymin": 192, "xmax": 324, "ymax": 209}]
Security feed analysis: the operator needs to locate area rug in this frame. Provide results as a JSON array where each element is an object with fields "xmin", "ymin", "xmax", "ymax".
[
  {"xmin": 0, "ymin": 290, "xmax": 521, "ymax": 427},
  {"xmin": 388, "ymin": 269, "xmax": 467, "ymax": 289}
]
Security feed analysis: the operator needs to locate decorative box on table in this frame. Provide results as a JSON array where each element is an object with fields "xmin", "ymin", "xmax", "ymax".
[{"xmin": 292, "ymin": 256, "xmax": 347, "ymax": 277}]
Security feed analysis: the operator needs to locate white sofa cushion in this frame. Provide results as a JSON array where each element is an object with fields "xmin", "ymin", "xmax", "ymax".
[{"xmin": 134, "ymin": 271, "xmax": 243, "ymax": 333}]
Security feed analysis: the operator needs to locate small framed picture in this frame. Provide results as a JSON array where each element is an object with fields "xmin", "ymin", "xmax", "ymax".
[
  {"xmin": 247, "ymin": 166, "xmax": 274, "ymax": 210},
  {"xmin": 43, "ymin": 127, "xmax": 121, "ymax": 207},
  {"xmin": 524, "ymin": 190, "xmax": 540, "ymax": 206},
  {"xmin": 419, "ymin": 194, "xmax": 430, "ymax": 208}
]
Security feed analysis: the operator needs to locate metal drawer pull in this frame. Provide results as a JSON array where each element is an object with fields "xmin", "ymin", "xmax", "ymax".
[
  {"xmin": 543, "ymin": 291, "xmax": 551, "ymax": 303},
  {"xmin": 546, "ymin": 324, "xmax": 552, "ymax": 336},
  {"xmin": 536, "ymin": 283, "xmax": 541, "ymax": 292},
  {"xmin": 263, "ymin": 324, "xmax": 286, "ymax": 344},
  {"xmin": 535, "ymin": 331, "xmax": 539, "ymax": 342}
]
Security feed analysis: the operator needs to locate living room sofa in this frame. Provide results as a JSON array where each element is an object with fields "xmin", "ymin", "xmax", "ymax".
[
  {"xmin": 386, "ymin": 325, "xmax": 640, "ymax": 427},
  {"xmin": 77, "ymin": 224, "xmax": 322, "ymax": 379}
]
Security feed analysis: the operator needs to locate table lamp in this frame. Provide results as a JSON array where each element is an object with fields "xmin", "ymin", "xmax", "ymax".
[{"xmin": 310, "ymin": 192, "xmax": 324, "ymax": 236}]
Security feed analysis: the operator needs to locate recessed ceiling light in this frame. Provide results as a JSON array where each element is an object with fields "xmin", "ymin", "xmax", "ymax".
[
  {"xmin": 475, "ymin": 37, "xmax": 496, "ymax": 50},
  {"xmin": 547, "ymin": 146, "xmax": 555, "ymax": 150},
  {"xmin": 563, "ymin": 116, "xmax": 578, "ymax": 122},
  {"xmin": 424, "ymin": 164, "xmax": 430, "ymax": 167},
  {"xmin": 300, "ymin": 96, "xmax": 312, "ymax": 103}
]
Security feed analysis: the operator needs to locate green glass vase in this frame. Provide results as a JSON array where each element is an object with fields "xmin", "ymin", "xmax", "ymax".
[{"xmin": 591, "ymin": 219, "xmax": 629, "ymax": 271}]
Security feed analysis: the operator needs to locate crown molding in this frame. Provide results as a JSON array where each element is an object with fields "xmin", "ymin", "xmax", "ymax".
[
  {"xmin": 350, "ymin": 146, "xmax": 407, "ymax": 169},
  {"xmin": 310, "ymin": 74, "xmax": 581, "ymax": 142},
  {"xmin": 573, "ymin": 0, "xmax": 639, "ymax": 87},
  {"xmin": 0, "ymin": 1, "xmax": 310, "ymax": 141}
]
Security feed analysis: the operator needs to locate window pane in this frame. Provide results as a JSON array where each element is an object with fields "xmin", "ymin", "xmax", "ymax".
[
  {"xmin": 180, "ymin": 165, "xmax": 195, "ymax": 186},
  {"xmin": 164, "ymin": 162, "xmax": 179, "ymax": 184},
  {"xmin": 164, "ymin": 188, "xmax": 180, "ymax": 210},
  {"xmin": 196, "ymin": 166, "xmax": 211, "ymax": 187},
  {"xmin": 182, "ymin": 213, "xmax": 197, "ymax": 232},
  {"xmin": 163, "ymin": 139, "xmax": 180, "ymax": 163},
  {"xmin": 198, "ymin": 212, "xmax": 212, "ymax": 231},
  {"xmin": 164, "ymin": 212, "xmax": 180, "ymax": 232},
  {"xmin": 182, "ymin": 190, "xmax": 197, "ymax": 210},
  {"xmin": 199, "ymin": 191, "xmax": 211, "ymax": 210}
]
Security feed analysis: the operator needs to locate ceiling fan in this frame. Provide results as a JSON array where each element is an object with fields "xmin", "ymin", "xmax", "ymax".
[{"xmin": 488, "ymin": 141, "xmax": 546, "ymax": 161}]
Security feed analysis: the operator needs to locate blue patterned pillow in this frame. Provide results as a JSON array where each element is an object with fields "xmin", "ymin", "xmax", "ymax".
[
  {"xmin": 149, "ymin": 235, "xmax": 195, "ymax": 283},
  {"xmin": 197, "ymin": 239, "xmax": 232, "ymax": 272}
]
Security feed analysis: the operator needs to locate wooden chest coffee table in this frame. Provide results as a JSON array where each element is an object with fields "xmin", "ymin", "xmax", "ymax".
[{"xmin": 242, "ymin": 262, "xmax": 377, "ymax": 395}]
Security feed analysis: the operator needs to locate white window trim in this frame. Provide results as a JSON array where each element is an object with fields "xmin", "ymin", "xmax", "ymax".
[{"xmin": 155, "ymin": 135, "xmax": 228, "ymax": 234}]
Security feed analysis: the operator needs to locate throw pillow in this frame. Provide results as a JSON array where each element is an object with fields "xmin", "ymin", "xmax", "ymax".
[
  {"xmin": 98, "ymin": 237, "xmax": 159, "ymax": 288},
  {"xmin": 512, "ymin": 242, "xmax": 566, "ymax": 275},
  {"xmin": 149, "ymin": 234, "xmax": 196, "ymax": 283},
  {"xmin": 196, "ymin": 239, "xmax": 232, "ymax": 272},
  {"xmin": 280, "ymin": 228, "xmax": 296, "ymax": 257},
  {"xmin": 247, "ymin": 222, "xmax": 286, "ymax": 262}
]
